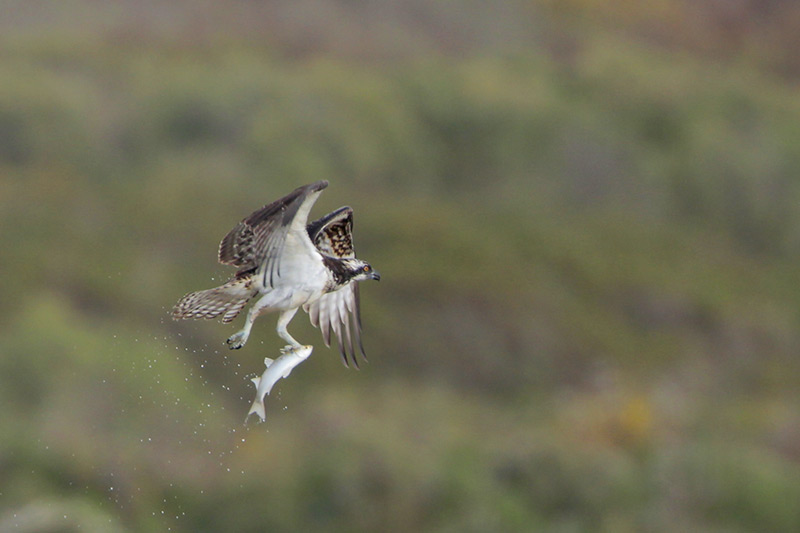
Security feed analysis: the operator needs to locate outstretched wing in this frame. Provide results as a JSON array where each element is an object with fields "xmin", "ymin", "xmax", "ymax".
[
  {"xmin": 305, "ymin": 283, "xmax": 365, "ymax": 368},
  {"xmin": 305, "ymin": 206, "xmax": 365, "ymax": 367},
  {"xmin": 218, "ymin": 180, "xmax": 328, "ymax": 288},
  {"xmin": 307, "ymin": 206, "xmax": 355, "ymax": 259}
]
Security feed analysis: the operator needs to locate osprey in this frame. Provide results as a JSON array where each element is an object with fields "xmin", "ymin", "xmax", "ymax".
[{"xmin": 172, "ymin": 180, "xmax": 380, "ymax": 367}]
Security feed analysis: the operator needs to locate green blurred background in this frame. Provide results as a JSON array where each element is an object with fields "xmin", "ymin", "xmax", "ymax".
[{"xmin": 2, "ymin": 1, "xmax": 800, "ymax": 531}]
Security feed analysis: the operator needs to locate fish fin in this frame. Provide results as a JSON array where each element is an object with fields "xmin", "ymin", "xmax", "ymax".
[
  {"xmin": 264, "ymin": 357, "xmax": 274, "ymax": 367},
  {"xmin": 250, "ymin": 375, "xmax": 261, "ymax": 387},
  {"xmin": 247, "ymin": 400, "xmax": 266, "ymax": 423}
]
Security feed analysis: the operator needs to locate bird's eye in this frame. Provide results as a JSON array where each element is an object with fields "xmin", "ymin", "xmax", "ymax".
[{"xmin": 363, "ymin": 265, "xmax": 371, "ymax": 272}]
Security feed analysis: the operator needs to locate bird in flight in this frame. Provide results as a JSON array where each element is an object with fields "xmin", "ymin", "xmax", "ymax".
[{"xmin": 172, "ymin": 181, "xmax": 380, "ymax": 367}]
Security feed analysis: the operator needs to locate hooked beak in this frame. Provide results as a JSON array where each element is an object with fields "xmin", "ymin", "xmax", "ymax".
[{"xmin": 370, "ymin": 269, "xmax": 381, "ymax": 281}]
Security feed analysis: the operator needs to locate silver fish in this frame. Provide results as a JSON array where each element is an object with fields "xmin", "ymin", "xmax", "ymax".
[{"xmin": 246, "ymin": 345, "xmax": 313, "ymax": 422}]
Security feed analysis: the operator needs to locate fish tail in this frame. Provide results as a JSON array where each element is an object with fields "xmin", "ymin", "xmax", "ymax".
[
  {"xmin": 247, "ymin": 400, "xmax": 266, "ymax": 423},
  {"xmin": 245, "ymin": 375, "xmax": 266, "ymax": 423}
]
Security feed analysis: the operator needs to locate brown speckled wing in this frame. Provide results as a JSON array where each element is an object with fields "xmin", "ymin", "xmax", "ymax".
[{"xmin": 307, "ymin": 206, "xmax": 355, "ymax": 259}]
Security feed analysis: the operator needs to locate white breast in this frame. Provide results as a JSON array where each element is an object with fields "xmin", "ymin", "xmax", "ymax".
[{"xmin": 256, "ymin": 231, "xmax": 329, "ymax": 310}]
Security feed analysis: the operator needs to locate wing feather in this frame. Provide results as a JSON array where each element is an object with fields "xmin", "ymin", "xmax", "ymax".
[
  {"xmin": 304, "ymin": 205, "xmax": 368, "ymax": 366},
  {"xmin": 307, "ymin": 206, "xmax": 355, "ymax": 259},
  {"xmin": 340, "ymin": 303, "xmax": 355, "ymax": 367},
  {"xmin": 329, "ymin": 298, "xmax": 343, "ymax": 345},
  {"xmin": 319, "ymin": 294, "xmax": 332, "ymax": 347},
  {"xmin": 304, "ymin": 282, "xmax": 366, "ymax": 368},
  {"xmin": 308, "ymin": 299, "xmax": 320, "ymax": 328},
  {"xmin": 218, "ymin": 181, "xmax": 328, "ymax": 287}
]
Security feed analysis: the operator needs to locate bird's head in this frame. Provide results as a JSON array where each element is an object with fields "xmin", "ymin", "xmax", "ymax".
[{"xmin": 345, "ymin": 259, "xmax": 381, "ymax": 282}]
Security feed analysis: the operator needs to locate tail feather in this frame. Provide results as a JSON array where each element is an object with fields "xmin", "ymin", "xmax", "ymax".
[{"xmin": 172, "ymin": 276, "xmax": 256, "ymax": 323}]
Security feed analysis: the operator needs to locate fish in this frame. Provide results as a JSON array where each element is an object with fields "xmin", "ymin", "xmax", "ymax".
[{"xmin": 246, "ymin": 345, "xmax": 313, "ymax": 422}]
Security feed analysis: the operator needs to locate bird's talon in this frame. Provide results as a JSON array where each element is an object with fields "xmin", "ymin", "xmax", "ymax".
[{"xmin": 226, "ymin": 332, "xmax": 247, "ymax": 350}]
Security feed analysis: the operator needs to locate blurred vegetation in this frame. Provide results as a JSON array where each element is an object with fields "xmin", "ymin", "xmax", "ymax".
[{"xmin": 1, "ymin": 1, "xmax": 800, "ymax": 531}]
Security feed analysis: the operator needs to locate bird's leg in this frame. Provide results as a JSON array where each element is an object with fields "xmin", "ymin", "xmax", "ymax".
[
  {"xmin": 276, "ymin": 308, "xmax": 304, "ymax": 354},
  {"xmin": 226, "ymin": 321, "xmax": 252, "ymax": 350},
  {"xmin": 226, "ymin": 294, "xmax": 271, "ymax": 349}
]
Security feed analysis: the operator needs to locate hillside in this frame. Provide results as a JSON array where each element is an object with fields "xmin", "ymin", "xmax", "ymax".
[{"xmin": 1, "ymin": 2, "xmax": 799, "ymax": 531}]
